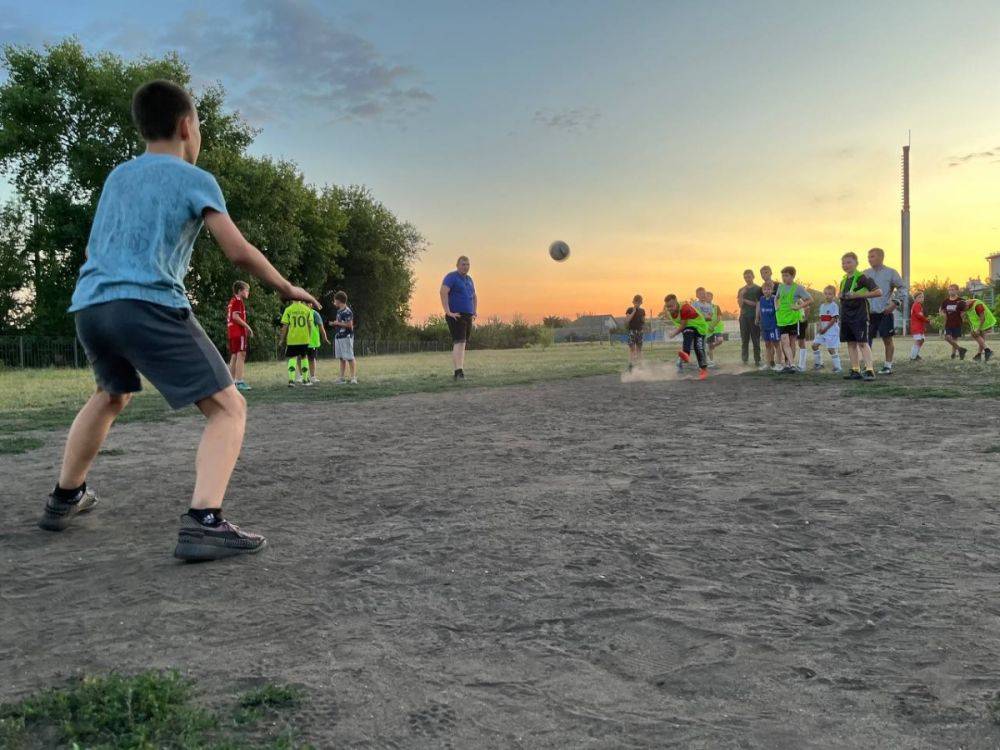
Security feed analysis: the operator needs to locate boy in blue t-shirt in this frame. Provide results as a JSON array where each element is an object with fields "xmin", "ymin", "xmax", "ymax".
[
  {"xmin": 439, "ymin": 255, "xmax": 476, "ymax": 380},
  {"xmin": 756, "ymin": 281, "xmax": 781, "ymax": 370},
  {"xmin": 39, "ymin": 80, "xmax": 317, "ymax": 561}
]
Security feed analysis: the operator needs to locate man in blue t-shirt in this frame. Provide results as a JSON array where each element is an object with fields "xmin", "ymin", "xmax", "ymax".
[{"xmin": 439, "ymin": 255, "xmax": 477, "ymax": 380}]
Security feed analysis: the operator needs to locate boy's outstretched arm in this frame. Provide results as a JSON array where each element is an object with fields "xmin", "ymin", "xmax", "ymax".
[{"xmin": 205, "ymin": 210, "xmax": 318, "ymax": 307}]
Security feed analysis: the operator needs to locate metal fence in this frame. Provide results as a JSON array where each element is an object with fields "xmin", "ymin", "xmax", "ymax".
[{"xmin": 0, "ymin": 335, "xmax": 449, "ymax": 369}]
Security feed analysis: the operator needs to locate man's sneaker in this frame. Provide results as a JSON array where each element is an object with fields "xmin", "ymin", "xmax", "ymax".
[
  {"xmin": 986, "ymin": 349, "xmax": 994, "ymax": 362},
  {"xmin": 758, "ymin": 363, "xmax": 768, "ymax": 370},
  {"xmin": 235, "ymin": 381, "xmax": 252, "ymax": 392},
  {"xmin": 781, "ymin": 366, "xmax": 797, "ymax": 374},
  {"xmin": 913, "ymin": 355, "xmax": 923, "ymax": 361},
  {"xmin": 879, "ymin": 365, "xmax": 893, "ymax": 374},
  {"xmin": 959, "ymin": 347, "xmax": 968, "ymax": 360},
  {"xmin": 336, "ymin": 378, "xmax": 347, "ymax": 385},
  {"xmin": 951, "ymin": 351, "xmax": 957, "ymax": 359},
  {"xmin": 678, "ymin": 351, "xmax": 691, "ymax": 364},
  {"xmin": 303, "ymin": 380, "xmax": 314, "ymax": 387},
  {"xmin": 698, "ymin": 368, "xmax": 708, "ymax": 381},
  {"xmin": 833, "ymin": 367, "xmax": 843, "ymax": 374},
  {"xmin": 174, "ymin": 513, "xmax": 267, "ymax": 561},
  {"xmin": 973, "ymin": 352, "xmax": 983, "ymax": 362},
  {"xmin": 287, "ymin": 381, "xmax": 295, "ymax": 388},
  {"xmin": 38, "ymin": 487, "xmax": 98, "ymax": 531},
  {"xmin": 311, "ymin": 378, "xmax": 320, "ymax": 383},
  {"xmin": 457, "ymin": 370, "xmax": 466, "ymax": 380},
  {"xmin": 350, "ymin": 378, "xmax": 358, "ymax": 384},
  {"xmin": 844, "ymin": 370, "xmax": 863, "ymax": 380},
  {"xmin": 812, "ymin": 363, "xmax": 823, "ymax": 371},
  {"xmin": 862, "ymin": 370, "xmax": 876, "ymax": 381}
]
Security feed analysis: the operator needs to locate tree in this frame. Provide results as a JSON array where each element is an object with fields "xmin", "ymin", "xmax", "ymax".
[
  {"xmin": 0, "ymin": 39, "xmax": 421, "ymax": 348},
  {"xmin": 542, "ymin": 316, "xmax": 570, "ymax": 328},
  {"xmin": 328, "ymin": 186, "xmax": 423, "ymax": 339}
]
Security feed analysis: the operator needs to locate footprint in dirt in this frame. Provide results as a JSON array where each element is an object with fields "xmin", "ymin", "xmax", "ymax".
[{"xmin": 407, "ymin": 701, "xmax": 457, "ymax": 747}]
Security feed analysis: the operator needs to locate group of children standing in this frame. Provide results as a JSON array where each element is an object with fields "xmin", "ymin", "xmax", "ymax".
[
  {"xmin": 226, "ymin": 282, "xmax": 358, "ymax": 389},
  {"xmin": 625, "ymin": 248, "xmax": 996, "ymax": 381}
]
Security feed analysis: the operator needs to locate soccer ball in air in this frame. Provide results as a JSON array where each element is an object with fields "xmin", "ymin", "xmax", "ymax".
[{"xmin": 549, "ymin": 240, "xmax": 570, "ymax": 262}]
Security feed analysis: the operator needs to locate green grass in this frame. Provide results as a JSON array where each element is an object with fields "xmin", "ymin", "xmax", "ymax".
[
  {"xmin": 0, "ymin": 436, "xmax": 44, "ymax": 454},
  {"xmin": 0, "ymin": 344, "xmax": 623, "ymax": 436},
  {"xmin": 0, "ymin": 671, "xmax": 311, "ymax": 749},
  {"xmin": 1, "ymin": 339, "xmax": 999, "ymax": 438}
]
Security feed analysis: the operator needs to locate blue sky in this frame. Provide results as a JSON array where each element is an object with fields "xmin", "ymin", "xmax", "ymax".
[{"xmin": 3, "ymin": 0, "xmax": 999, "ymax": 319}]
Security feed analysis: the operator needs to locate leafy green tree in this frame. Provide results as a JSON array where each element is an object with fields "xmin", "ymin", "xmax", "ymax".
[
  {"xmin": 542, "ymin": 316, "xmax": 570, "ymax": 328},
  {"xmin": 0, "ymin": 39, "xmax": 421, "ymax": 350},
  {"xmin": 328, "ymin": 186, "xmax": 423, "ymax": 339}
]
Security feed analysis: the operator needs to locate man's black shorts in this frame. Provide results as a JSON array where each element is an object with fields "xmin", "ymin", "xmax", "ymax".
[
  {"xmin": 868, "ymin": 311, "xmax": 895, "ymax": 341},
  {"xmin": 797, "ymin": 320, "xmax": 809, "ymax": 339},
  {"xmin": 841, "ymin": 316, "xmax": 868, "ymax": 343},
  {"xmin": 778, "ymin": 323, "xmax": 798, "ymax": 336},
  {"xmin": 285, "ymin": 343, "xmax": 310, "ymax": 357},
  {"xmin": 75, "ymin": 299, "xmax": 233, "ymax": 410},
  {"xmin": 446, "ymin": 313, "xmax": 473, "ymax": 343}
]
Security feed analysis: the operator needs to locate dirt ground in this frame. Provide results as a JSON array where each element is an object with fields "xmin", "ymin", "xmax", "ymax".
[{"xmin": 3, "ymin": 370, "xmax": 1000, "ymax": 749}]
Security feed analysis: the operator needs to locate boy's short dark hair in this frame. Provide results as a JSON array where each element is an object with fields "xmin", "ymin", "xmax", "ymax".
[
  {"xmin": 781, "ymin": 266, "xmax": 796, "ymax": 277},
  {"xmin": 131, "ymin": 80, "xmax": 195, "ymax": 141},
  {"xmin": 334, "ymin": 291, "xmax": 348, "ymax": 303},
  {"xmin": 842, "ymin": 251, "xmax": 858, "ymax": 262},
  {"xmin": 664, "ymin": 294, "xmax": 678, "ymax": 304},
  {"xmin": 233, "ymin": 281, "xmax": 249, "ymax": 295}
]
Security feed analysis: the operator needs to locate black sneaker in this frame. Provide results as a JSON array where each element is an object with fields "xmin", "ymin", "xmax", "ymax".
[
  {"xmin": 38, "ymin": 487, "xmax": 98, "ymax": 531},
  {"xmin": 844, "ymin": 370, "xmax": 863, "ymax": 380},
  {"xmin": 862, "ymin": 370, "xmax": 876, "ymax": 381},
  {"xmin": 974, "ymin": 352, "xmax": 982, "ymax": 362},
  {"xmin": 959, "ymin": 347, "xmax": 968, "ymax": 360},
  {"xmin": 951, "ymin": 351, "xmax": 957, "ymax": 359},
  {"xmin": 987, "ymin": 349, "xmax": 994, "ymax": 362},
  {"xmin": 781, "ymin": 366, "xmax": 797, "ymax": 374},
  {"xmin": 913, "ymin": 355, "xmax": 923, "ymax": 361},
  {"xmin": 174, "ymin": 513, "xmax": 267, "ymax": 561},
  {"xmin": 879, "ymin": 365, "xmax": 893, "ymax": 375},
  {"xmin": 457, "ymin": 369, "xmax": 466, "ymax": 380}
]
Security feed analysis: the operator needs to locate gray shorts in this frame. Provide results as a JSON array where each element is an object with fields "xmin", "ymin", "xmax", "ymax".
[
  {"xmin": 334, "ymin": 337, "xmax": 355, "ymax": 361},
  {"xmin": 75, "ymin": 300, "xmax": 233, "ymax": 409}
]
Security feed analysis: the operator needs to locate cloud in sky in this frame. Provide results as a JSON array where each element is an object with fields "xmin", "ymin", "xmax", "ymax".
[
  {"xmin": 162, "ymin": 0, "xmax": 434, "ymax": 124},
  {"xmin": 532, "ymin": 106, "xmax": 600, "ymax": 133},
  {"xmin": 2, "ymin": 0, "xmax": 434, "ymax": 125},
  {"xmin": 948, "ymin": 147, "xmax": 1000, "ymax": 167}
]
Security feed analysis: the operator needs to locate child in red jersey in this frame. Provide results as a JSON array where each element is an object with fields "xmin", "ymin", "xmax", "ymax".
[
  {"xmin": 227, "ymin": 281, "xmax": 253, "ymax": 390},
  {"xmin": 908, "ymin": 291, "xmax": 930, "ymax": 361}
]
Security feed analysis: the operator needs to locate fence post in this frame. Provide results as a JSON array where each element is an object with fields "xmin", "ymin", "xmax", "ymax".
[
  {"xmin": 73, "ymin": 338, "xmax": 80, "ymax": 368},
  {"xmin": 19, "ymin": 335, "xmax": 25, "ymax": 368}
]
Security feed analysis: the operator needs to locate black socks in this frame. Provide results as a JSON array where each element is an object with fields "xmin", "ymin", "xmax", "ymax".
[
  {"xmin": 188, "ymin": 507, "xmax": 223, "ymax": 526},
  {"xmin": 53, "ymin": 483, "xmax": 85, "ymax": 503}
]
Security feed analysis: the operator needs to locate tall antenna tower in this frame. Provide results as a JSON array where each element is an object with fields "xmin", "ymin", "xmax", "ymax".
[{"xmin": 901, "ymin": 134, "xmax": 911, "ymax": 334}]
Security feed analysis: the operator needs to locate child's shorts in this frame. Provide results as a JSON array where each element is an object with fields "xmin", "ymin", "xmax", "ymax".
[
  {"xmin": 945, "ymin": 327, "xmax": 963, "ymax": 338},
  {"xmin": 912, "ymin": 333, "xmax": 925, "ymax": 341},
  {"xmin": 75, "ymin": 300, "xmax": 233, "ymax": 409},
  {"xmin": 762, "ymin": 328, "xmax": 781, "ymax": 343},
  {"xmin": 813, "ymin": 328, "xmax": 840, "ymax": 349},
  {"xmin": 334, "ymin": 337, "xmax": 355, "ymax": 361}
]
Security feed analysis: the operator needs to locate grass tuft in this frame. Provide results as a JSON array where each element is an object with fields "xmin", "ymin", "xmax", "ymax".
[
  {"xmin": 0, "ymin": 671, "xmax": 312, "ymax": 749},
  {"xmin": 0, "ymin": 436, "xmax": 44, "ymax": 454}
]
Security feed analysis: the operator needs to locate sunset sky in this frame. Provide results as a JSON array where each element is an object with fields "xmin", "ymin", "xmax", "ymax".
[{"xmin": 2, "ymin": 0, "xmax": 999, "ymax": 320}]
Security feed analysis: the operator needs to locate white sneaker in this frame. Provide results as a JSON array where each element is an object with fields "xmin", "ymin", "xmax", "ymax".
[
  {"xmin": 771, "ymin": 364, "xmax": 783, "ymax": 372},
  {"xmin": 294, "ymin": 376, "xmax": 303, "ymax": 384},
  {"xmin": 335, "ymin": 378, "xmax": 347, "ymax": 385},
  {"xmin": 350, "ymin": 378, "xmax": 358, "ymax": 384},
  {"xmin": 311, "ymin": 378, "xmax": 320, "ymax": 384},
  {"xmin": 833, "ymin": 367, "xmax": 843, "ymax": 373},
  {"xmin": 757, "ymin": 364, "xmax": 767, "ymax": 370}
]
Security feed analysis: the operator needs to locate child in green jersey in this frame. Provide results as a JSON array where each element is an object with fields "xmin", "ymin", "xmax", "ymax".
[
  {"xmin": 305, "ymin": 301, "xmax": 330, "ymax": 382},
  {"xmin": 280, "ymin": 299, "xmax": 314, "ymax": 386}
]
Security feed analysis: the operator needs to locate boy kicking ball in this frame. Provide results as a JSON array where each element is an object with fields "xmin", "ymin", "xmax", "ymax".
[
  {"xmin": 40, "ymin": 80, "xmax": 317, "ymax": 561},
  {"xmin": 664, "ymin": 293, "xmax": 710, "ymax": 380},
  {"xmin": 940, "ymin": 285, "xmax": 968, "ymax": 360}
]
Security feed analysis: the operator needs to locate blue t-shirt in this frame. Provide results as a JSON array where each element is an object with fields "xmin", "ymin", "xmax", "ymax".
[
  {"xmin": 759, "ymin": 295, "xmax": 778, "ymax": 331},
  {"xmin": 442, "ymin": 271, "xmax": 476, "ymax": 315},
  {"xmin": 335, "ymin": 306, "xmax": 354, "ymax": 339},
  {"xmin": 69, "ymin": 153, "xmax": 227, "ymax": 312}
]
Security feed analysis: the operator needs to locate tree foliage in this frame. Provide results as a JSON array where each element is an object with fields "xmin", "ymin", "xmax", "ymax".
[{"xmin": 0, "ymin": 39, "xmax": 420, "ymax": 348}]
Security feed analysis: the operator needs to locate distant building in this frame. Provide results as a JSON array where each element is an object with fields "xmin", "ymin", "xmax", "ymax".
[
  {"xmin": 987, "ymin": 252, "xmax": 1000, "ymax": 282},
  {"xmin": 554, "ymin": 314, "xmax": 618, "ymax": 343},
  {"xmin": 967, "ymin": 277, "xmax": 994, "ymax": 305}
]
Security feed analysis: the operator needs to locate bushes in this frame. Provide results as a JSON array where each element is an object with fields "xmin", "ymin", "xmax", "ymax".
[{"xmin": 406, "ymin": 315, "xmax": 553, "ymax": 350}]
